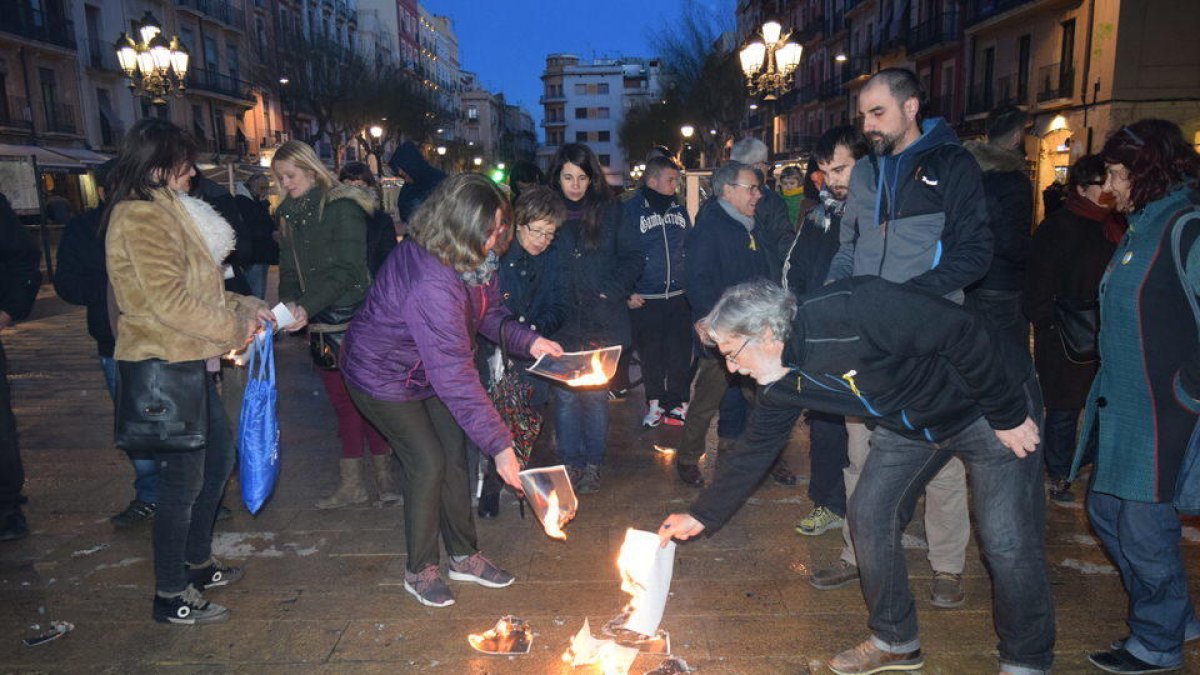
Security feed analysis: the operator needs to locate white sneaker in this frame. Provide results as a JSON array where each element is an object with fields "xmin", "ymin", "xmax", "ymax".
[
  {"xmin": 642, "ymin": 400, "xmax": 665, "ymax": 428},
  {"xmin": 664, "ymin": 403, "xmax": 688, "ymax": 426}
]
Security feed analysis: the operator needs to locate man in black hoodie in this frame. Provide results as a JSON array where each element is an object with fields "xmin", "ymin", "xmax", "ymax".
[
  {"xmin": 388, "ymin": 141, "xmax": 446, "ymax": 229},
  {"xmin": 658, "ymin": 279, "xmax": 1054, "ymax": 675}
]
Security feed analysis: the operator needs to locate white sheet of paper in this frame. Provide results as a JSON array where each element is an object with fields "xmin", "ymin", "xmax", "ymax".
[
  {"xmin": 271, "ymin": 302, "xmax": 297, "ymax": 330},
  {"xmin": 617, "ymin": 528, "xmax": 676, "ymax": 636}
]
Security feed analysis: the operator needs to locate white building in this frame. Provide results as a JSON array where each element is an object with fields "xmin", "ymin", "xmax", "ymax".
[{"xmin": 538, "ymin": 53, "xmax": 663, "ymax": 185}]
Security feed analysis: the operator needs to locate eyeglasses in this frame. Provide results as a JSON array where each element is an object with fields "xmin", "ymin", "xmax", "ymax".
[
  {"xmin": 731, "ymin": 182, "xmax": 761, "ymax": 192},
  {"xmin": 722, "ymin": 337, "xmax": 754, "ymax": 365},
  {"xmin": 522, "ymin": 224, "xmax": 556, "ymax": 241}
]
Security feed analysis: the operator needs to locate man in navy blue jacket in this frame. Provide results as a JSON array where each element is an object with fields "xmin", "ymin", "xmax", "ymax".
[
  {"xmin": 676, "ymin": 161, "xmax": 770, "ymax": 486},
  {"xmin": 623, "ymin": 156, "xmax": 692, "ymax": 428}
]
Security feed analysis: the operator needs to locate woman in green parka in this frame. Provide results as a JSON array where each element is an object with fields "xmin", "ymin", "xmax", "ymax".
[
  {"xmin": 271, "ymin": 141, "xmax": 400, "ymax": 510},
  {"xmin": 1074, "ymin": 119, "xmax": 1200, "ymax": 674}
]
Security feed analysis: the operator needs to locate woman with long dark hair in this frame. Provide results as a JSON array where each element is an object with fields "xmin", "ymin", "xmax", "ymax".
[
  {"xmin": 339, "ymin": 174, "xmax": 562, "ymax": 608},
  {"xmin": 105, "ymin": 118, "xmax": 271, "ymax": 624},
  {"xmin": 1075, "ymin": 119, "xmax": 1200, "ymax": 674},
  {"xmin": 547, "ymin": 143, "xmax": 642, "ymax": 493}
]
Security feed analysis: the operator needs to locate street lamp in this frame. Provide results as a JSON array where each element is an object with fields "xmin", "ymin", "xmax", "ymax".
[
  {"xmin": 114, "ymin": 11, "xmax": 189, "ymax": 105},
  {"xmin": 436, "ymin": 146, "xmax": 447, "ymax": 156},
  {"xmin": 473, "ymin": 156, "xmax": 483, "ymax": 167},
  {"xmin": 367, "ymin": 125, "xmax": 385, "ymax": 182},
  {"xmin": 680, "ymin": 125, "xmax": 695, "ymax": 139},
  {"xmin": 738, "ymin": 20, "xmax": 803, "ymax": 100}
]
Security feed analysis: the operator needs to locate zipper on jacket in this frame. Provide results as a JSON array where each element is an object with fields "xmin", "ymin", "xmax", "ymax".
[
  {"xmin": 825, "ymin": 372, "xmax": 881, "ymax": 416},
  {"xmin": 661, "ymin": 210, "xmax": 672, "ymax": 297}
]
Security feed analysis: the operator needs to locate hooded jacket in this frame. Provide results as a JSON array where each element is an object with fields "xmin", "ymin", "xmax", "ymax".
[
  {"xmin": 388, "ymin": 141, "xmax": 446, "ymax": 224},
  {"xmin": 964, "ymin": 140, "xmax": 1032, "ymax": 292},
  {"xmin": 276, "ymin": 184, "xmax": 376, "ymax": 318},
  {"xmin": 688, "ymin": 276, "xmax": 1031, "ymax": 531},
  {"xmin": 826, "ymin": 118, "xmax": 993, "ymax": 302},
  {"xmin": 339, "ymin": 239, "xmax": 539, "ymax": 458},
  {"xmin": 54, "ymin": 206, "xmax": 114, "ymax": 356},
  {"xmin": 625, "ymin": 186, "xmax": 689, "ymax": 298}
]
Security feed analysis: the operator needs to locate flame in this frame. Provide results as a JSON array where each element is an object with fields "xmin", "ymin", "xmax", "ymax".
[
  {"xmin": 565, "ymin": 351, "xmax": 609, "ymax": 387},
  {"xmin": 562, "ymin": 620, "xmax": 638, "ymax": 675},
  {"xmin": 653, "ymin": 445, "xmax": 677, "ymax": 456},
  {"xmin": 543, "ymin": 490, "xmax": 567, "ymax": 540},
  {"xmin": 467, "ymin": 616, "xmax": 530, "ymax": 654}
]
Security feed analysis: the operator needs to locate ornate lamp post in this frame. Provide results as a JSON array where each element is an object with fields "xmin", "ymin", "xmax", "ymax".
[
  {"xmin": 114, "ymin": 12, "xmax": 189, "ymax": 105},
  {"xmin": 368, "ymin": 124, "xmax": 384, "ymax": 180},
  {"xmin": 738, "ymin": 21, "xmax": 803, "ymax": 100}
]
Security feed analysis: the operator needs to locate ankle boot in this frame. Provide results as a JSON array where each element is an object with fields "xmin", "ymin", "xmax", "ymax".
[
  {"xmin": 372, "ymin": 453, "xmax": 403, "ymax": 505},
  {"xmin": 316, "ymin": 457, "xmax": 369, "ymax": 509}
]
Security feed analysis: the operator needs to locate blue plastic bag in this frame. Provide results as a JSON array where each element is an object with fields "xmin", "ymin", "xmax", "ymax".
[{"xmin": 238, "ymin": 330, "xmax": 279, "ymax": 514}]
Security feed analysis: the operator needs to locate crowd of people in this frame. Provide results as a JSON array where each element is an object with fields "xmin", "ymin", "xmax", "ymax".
[{"xmin": 0, "ymin": 65, "xmax": 1197, "ymax": 675}]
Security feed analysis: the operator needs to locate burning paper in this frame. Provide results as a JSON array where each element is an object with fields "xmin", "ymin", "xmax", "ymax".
[
  {"xmin": 518, "ymin": 465, "xmax": 578, "ymax": 540},
  {"xmin": 467, "ymin": 615, "xmax": 532, "ymax": 655},
  {"xmin": 527, "ymin": 346, "xmax": 622, "ymax": 387},
  {"xmin": 603, "ymin": 614, "xmax": 671, "ymax": 654},
  {"xmin": 645, "ymin": 656, "xmax": 696, "ymax": 674},
  {"xmin": 562, "ymin": 619, "xmax": 639, "ymax": 675},
  {"xmin": 616, "ymin": 528, "xmax": 676, "ymax": 637}
]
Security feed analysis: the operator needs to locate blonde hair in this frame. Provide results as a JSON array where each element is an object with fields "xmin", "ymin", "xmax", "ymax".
[
  {"xmin": 410, "ymin": 174, "xmax": 512, "ymax": 273},
  {"xmin": 271, "ymin": 140, "xmax": 337, "ymax": 193}
]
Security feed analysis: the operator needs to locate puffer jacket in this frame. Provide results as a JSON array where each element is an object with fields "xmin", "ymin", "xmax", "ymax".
[
  {"xmin": 339, "ymin": 239, "xmax": 540, "ymax": 457},
  {"xmin": 965, "ymin": 140, "xmax": 1032, "ymax": 292},
  {"xmin": 276, "ymin": 184, "xmax": 375, "ymax": 318}
]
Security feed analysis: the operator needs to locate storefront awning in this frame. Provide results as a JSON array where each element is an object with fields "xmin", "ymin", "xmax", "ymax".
[
  {"xmin": 48, "ymin": 147, "xmax": 112, "ymax": 165},
  {"xmin": 0, "ymin": 143, "xmax": 87, "ymax": 170}
]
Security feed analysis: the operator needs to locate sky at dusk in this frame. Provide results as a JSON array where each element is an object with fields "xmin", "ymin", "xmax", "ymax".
[{"xmin": 422, "ymin": 0, "xmax": 737, "ymax": 141}]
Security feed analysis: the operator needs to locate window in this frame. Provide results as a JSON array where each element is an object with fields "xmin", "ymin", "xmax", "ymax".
[
  {"xmin": 598, "ymin": 130, "xmax": 610, "ymax": 142},
  {"xmin": 598, "ymin": 154, "xmax": 611, "ymax": 166},
  {"xmin": 204, "ymin": 36, "xmax": 219, "ymax": 73},
  {"xmin": 575, "ymin": 83, "xmax": 587, "ymax": 94},
  {"xmin": 596, "ymin": 107, "xmax": 609, "ymax": 119},
  {"xmin": 256, "ymin": 18, "xmax": 267, "ymax": 56},
  {"xmin": 597, "ymin": 83, "xmax": 609, "ymax": 94},
  {"xmin": 1060, "ymin": 19, "xmax": 1076, "ymax": 77},
  {"xmin": 226, "ymin": 44, "xmax": 240, "ymax": 83},
  {"xmin": 982, "ymin": 46, "xmax": 995, "ymax": 104},
  {"xmin": 97, "ymin": 87, "xmax": 115, "ymax": 146},
  {"xmin": 1017, "ymin": 35, "xmax": 1031, "ymax": 101},
  {"xmin": 575, "ymin": 107, "xmax": 588, "ymax": 119},
  {"xmin": 468, "ymin": 104, "xmax": 478, "ymax": 120},
  {"xmin": 38, "ymin": 68, "xmax": 58, "ymax": 129},
  {"xmin": 180, "ymin": 27, "xmax": 195, "ymax": 53},
  {"xmin": 85, "ymin": 5, "xmax": 101, "ymax": 64},
  {"xmin": 575, "ymin": 131, "xmax": 588, "ymax": 142}
]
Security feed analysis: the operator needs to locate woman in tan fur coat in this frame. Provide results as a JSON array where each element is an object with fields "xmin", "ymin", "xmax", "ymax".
[{"xmin": 105, "ymin": 119, "xmax": 271, "ymax": 625}]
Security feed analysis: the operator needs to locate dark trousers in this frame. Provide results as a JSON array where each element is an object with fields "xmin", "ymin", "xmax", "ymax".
[
  {"xmin": 347, "ymin": 387, "xmax": 476, "ymax": 573},
  {"xmin": 1088, "ymin": 490, "xmax": 1198, "ymax": 668},
  {"xmin": 318, "ymin": 369, "xmax": 389, "ymax": 459},
  {"xmin": 1043, "ymin": 408, "xmax": 1080, "ymax": 480},
  {"xmin": 0, "ymin": 342, "xmax": 22, "ymax": 516},
  {"xmin": 807, "ymin": 411, "xmax": 849, "ymax": 515},
  {"xmin": 851, "ymin": 397, "xmax": 1055, "ymax": 670},
  {"xmin": 716, "ymin": 377, "xmax": 751, "ymax": 438},
  {"xmin": 152, "ymin": 380, "xmax": 235, "ymax": 594},
  {"xmin": 965, "ymin": 288, "xmax": 1029, "ymax": 351},
  {"xmin": 631, "ymin": 295, "xmax": 693, "ymax": 410}
]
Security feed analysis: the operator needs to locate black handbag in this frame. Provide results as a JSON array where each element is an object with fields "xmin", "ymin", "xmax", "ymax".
[
  {"xmin": 307, "ymin": 304, "xmax": 359, "ymax": 370},
  {"xmin": 115, "ymin": 359, "xmax": 209, "ymax": 453},
  {"xmin": 1052, "ymin": 296, "xmax": 1100, "ymax": 364}
]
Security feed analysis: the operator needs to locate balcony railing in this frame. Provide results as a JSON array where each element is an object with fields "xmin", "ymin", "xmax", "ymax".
[
  {"xmin": 966, "ymin": 86, "xmax": 994, "ymax": 116},
  {"xmin": 175, "ymin": 0, "xmax": 245, "ymax": 31},
  {"xmin": 1037, "ymin": 63, "xmax": 1075, "ymax": 102},
  {"xmin": 876, "ymin": 20, "xmax": 909, "ymax": 53},
  {"xmin": 0, "ymin": 96, "xmax": 33, "ymax": 131},
  {"xmin": 45, "ymin": 103, "xmax": 78, "ymax": 134},
  {"xmin": 187, "ymin": 68, "xmax": 256, "ymax": 102},
  {"xmin": 924, "ymin": 93, "xmax": 954, "ymax": 120},
  {"xmin": 0, "ymin": 0, "xmax": 76, "ymax": 50},
  {"xmin": 906, "ymin": 11, "xmax": 959, "ymax": 54},
  {"xmin": 785, "ymin": 133, "xmax": 820, "ymax": 153},
  {"xmin": 88, "ymin": 46, "xmax": 121, "ymax": 72},
  {"xmin": 964, "ymin": 0, "xmax": 1036, "ymax": 26},
  {"xmin": 846, "ymin": 52, "xmax": 875, "ymax": 81},
  {"xmin": 820, "ymin": 79, "xmax": 846, "ymax": 100}
]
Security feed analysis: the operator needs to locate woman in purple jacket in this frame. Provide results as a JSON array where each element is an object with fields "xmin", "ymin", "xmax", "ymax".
[{"xmin": 340, "ymin": 174, "xmax": 563, "ymax": 608}]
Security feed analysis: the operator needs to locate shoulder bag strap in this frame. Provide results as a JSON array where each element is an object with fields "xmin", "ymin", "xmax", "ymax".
[{"xmin": 1171, "ymin": 208, "xmax": 1200, "ymax": 332}]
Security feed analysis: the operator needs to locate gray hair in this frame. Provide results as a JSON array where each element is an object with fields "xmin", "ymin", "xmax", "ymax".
[
  {"xmin": 698, "ymin": 279, "xmax": 797, "ymax": 346},
  {"xmin": 711, "ymin": 160, "xmax": 752, "ymax": 200},
  {"xmin": 730, "ymin": 137, "xmax": 769, "ymax": 165}
]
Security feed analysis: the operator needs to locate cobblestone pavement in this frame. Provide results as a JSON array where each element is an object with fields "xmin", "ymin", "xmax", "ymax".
[{"xmin": 0, "ymin": 287, "xmax": 1198, "ymax": 674}]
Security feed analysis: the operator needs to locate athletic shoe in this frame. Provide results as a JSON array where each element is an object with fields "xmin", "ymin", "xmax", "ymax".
[
  {"xmin": 663, "ymin": 403, "xmax": 687, "ymax": 426},
  {"xmin": 153, "ymin": 585, "xmax": 230, "ymax": 625},
  {"xmin": 448, "ymin": 552, "xmax": 515, "ymax": 588},
  {"xmin": 642, "ymin": 400, "xmax": 665, "ymax": 428},
  {"xmin": 187, "ymin": 558, "xmax": 244, "ymax": 591},
  {"xmin": 795, "ymin": 506, "xmax": 845, "ymax": 536},
  {"xmin": 404, "ymin": 565, "xmax": 455, "ymax": 607}
]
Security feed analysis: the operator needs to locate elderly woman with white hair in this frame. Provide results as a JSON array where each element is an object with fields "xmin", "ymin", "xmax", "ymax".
[{"xmin": 659, "ymin": 277, "xmax": 1054, "ymax": 675}]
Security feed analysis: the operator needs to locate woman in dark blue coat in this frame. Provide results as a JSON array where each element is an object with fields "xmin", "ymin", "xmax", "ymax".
[{"xmin": 547, "ymin": 144, "xmax": 642, "ymax": 494}]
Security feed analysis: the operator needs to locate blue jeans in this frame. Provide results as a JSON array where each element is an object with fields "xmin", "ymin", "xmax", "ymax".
[
  {"xmin": 244, "ymin": 263, "xmax": 269, "ymax": 300},
  {"xmin": 552, "ymin": 386, "xmax": 608, "ymax": 468},
  {"xmin": 152, "ymin": 380, "xmax": 235, "ymax": 593},
  {"xmin": 851, "ymin": 415, "xmax": 1055, "ymax": 672},
  {"xmin": 1087, "ymin": 490, "xmax": 1198, "ymax": 667},
  {"xmin": 102, "ymin": 356, "xmax": 158, "ymax": 504}
]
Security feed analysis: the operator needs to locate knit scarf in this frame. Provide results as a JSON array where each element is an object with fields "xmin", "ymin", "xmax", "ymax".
[
  {"xmin": 1066, "ymin": 191, "xmax": 1127, "ymax": 245},
  {"xmin": 718, "ymin": 198, "xmax": 755, "ymax": 232},
  {"xmin": 460, "ymin": 250, "xmax": 499, "ymax": 286}
]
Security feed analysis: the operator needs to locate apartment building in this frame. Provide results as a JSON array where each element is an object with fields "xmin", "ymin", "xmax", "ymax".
[{"xmin": 537, "ymin": 53, "xmax": 663, "ymax": 185}]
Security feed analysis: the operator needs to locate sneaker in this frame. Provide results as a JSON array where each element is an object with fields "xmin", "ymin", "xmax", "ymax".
[
  {"xmin": 153, "ymin": 585, "xmax": 230, "ymax": 625},
  {"xmin": 828, "ymin": 639, "xmax": 924, "ymax": 675},
  {"xmin": 676, "ymin": 463, "xmax": 704, "ymax": 487},
  {"xmin": 795, "ymin": 506, "xmax": 845, "ymax": 536},
  {"xmin": 642, "ymin": 400, "xmax": 665, "ymax": 428},
  {"xmin": 808, "ymin": 560, "xmax": 860, "ymax": 590},
  {"xmin": 930, "ymin": 571, "xmax": 966, "ymax": 608},
  {"xmin": 1111, "ymin": 628, "xmax": 1200, "ymax": 651},
  {"xmin": 1088, "ymin": 648, "xmax": 1182, "ymax": 674},
  {"xmin": 0, "ymin": 510, "xmax": 28, "ymax": 542},
  {"xmin": 577, "ymin": 464, "xmax": 602, "ymax": 494},
  {"xmin": 188, "ymin": 558, "xmax": 244, "ymax": 591},
  {"xmin": 110, "ymin": 500, "xmax": 156, "ymax": 529},
  {"xmin": 448, "ymin": 552, "xmax": 515, "ymax": 589},
  {"xmin": 662, "ymin": 403, "xmax": 687, "ymax": 426},
  {"xmin": 770, "ymin": 458, "xmax": 798, "ymax": 486},
  {"xmin": 1049, "ymin": 478, "xmax": 1075, "ymax": 503},
  {"xmin": 404, "ymin": 565, "xmax": 455, "ymax": 607}
]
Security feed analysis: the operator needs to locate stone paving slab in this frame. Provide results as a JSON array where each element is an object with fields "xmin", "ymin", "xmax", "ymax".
[{"xmin": 2, "ymin": 290, "xmax": 1200, "ymax": 673}]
